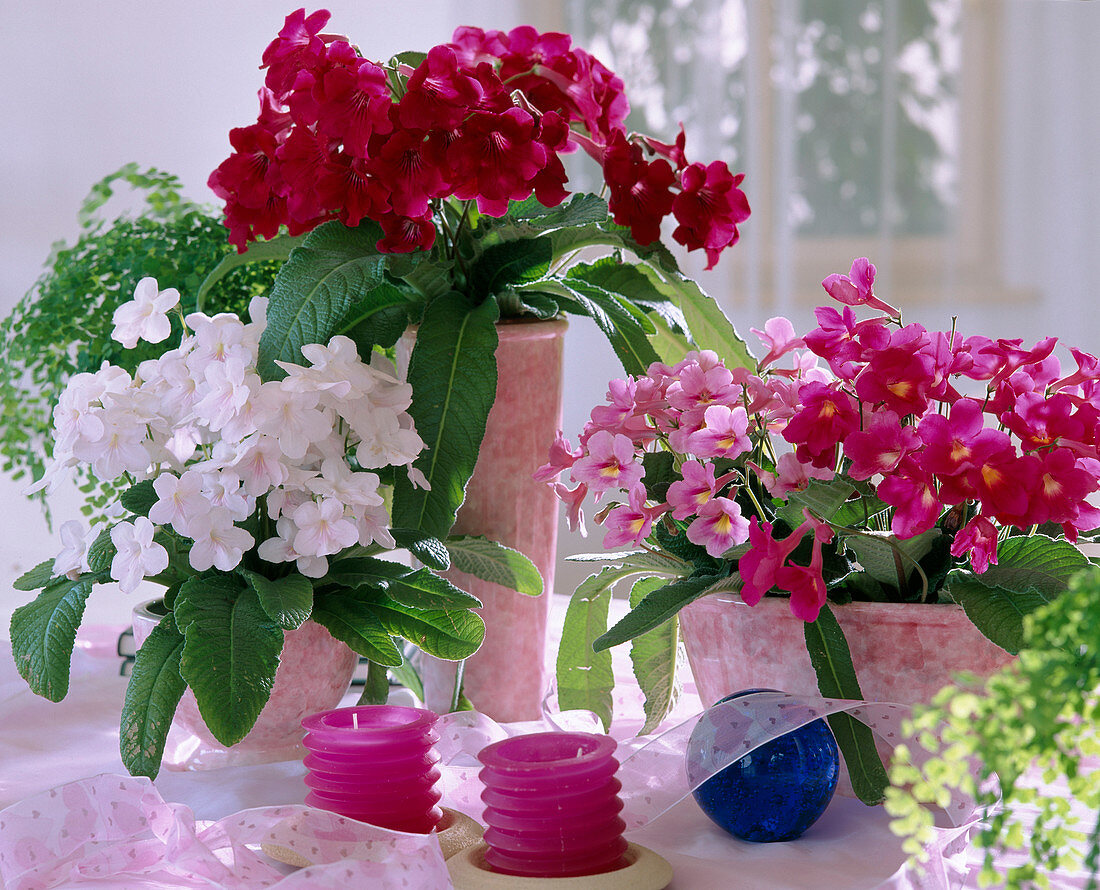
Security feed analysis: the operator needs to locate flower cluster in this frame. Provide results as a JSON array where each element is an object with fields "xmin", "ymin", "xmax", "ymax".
[
  {"xmin": 209, "ymin": 9, "xmax": 749, "ymax": 267},
  {"xmin": 542, "ymin": 257, "xmax": 1100, "ymax": 622},
  {"xmin": 37, "ymin": 277, "xmax": 425, "ymax": 592}
]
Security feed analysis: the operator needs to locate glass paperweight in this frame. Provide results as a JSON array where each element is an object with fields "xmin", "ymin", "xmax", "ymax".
[{"xmin": 686, "ymin": 689, "xmax": 839, "ymax": 843}]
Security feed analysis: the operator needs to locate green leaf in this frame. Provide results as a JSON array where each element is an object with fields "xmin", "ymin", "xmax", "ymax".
[
  {"xmin": 391, "ymin": 292, "xmax": 500, "ymax": 539},
  {"xmin": 238, "ymin": 570, "xmax": 313, "ymax": 630},
  {"xmin": 120, "ymin": 479, "xmax": 157, "ymax": 517},
  {"xmin": 776, "ymin": 476, "xmax": 870, "ymax": 528},
  {"xmin": 14, "ymin": 559, "xmax": 56, "ymax": 591},
  {"xmin": 803, "ymin": 604, "xmax": 889, "ymax": 805},
  {"xmin": 445, "ymin": 535, "xmax": 544, "ymax": 595},
  {"xmin": 469, "ymin": 237, "xmax": 553, "ymax": 301},
  {"xmin": 257, "ymin": 220, "xmax": 388, "ymax": 379},
  {"xmin": 844, "ymin": 530, "xmax": 942, "ymax": 591},
  {"xmin": 505, "ymin": 193, "xmax": 611, "ymax": 229},
  {"xmin": 638, "ymin": 265, "xmax": 755, "ymax": 369},
  {"xmin": 391, "ymin": 527, "xmax": 450, "ymax": 571},
  {"xmin": 556, "ymin": 566, "xmax": 644, "ymax": 731},
  {"xmin": 366, "ymin": 594, "xmax": 486, "ymax": 660},
  {"xmin": 628, "ymin": 576, "xmax": 682, "ymax": 735},
  {"xmin": 175, "ymin": 577, "xmax": 284, "ymax": 746},
  {"xmin": 552, "ymin": 277, "xmax": 659, "ymax": 376},
  {"xmin": 390, "ymin": 658, "xmax": 425, "ymax": 702},
  {"xmin": 943, "ymin": 578, "xmax": 1047, "ymax": 655},
  {"xmin": 86, "ymin": 526, "xmax": 116, "ymax": 573},
  {"xmin": 323, "ymin": 557, "xmax": 481, "ymax": 609},
  {"xmin": 496, "ymin": 289, "xmax": 560, "ymax": 319},
  {"xmin": 641, "ymin": 451, "xmax": 677, "ymax": 503},
  {"xmin": 357, "ymin": 659, "xmax": 392, "ymax": 706},
  {"xmin": 311, "ymin": 589, "xmax": 405, "ymax": 666},
  {"xmin": 120, "ymin": 612, "xmax": 186, "ymax": 778},
  {"xmin": 595, "ymin": 571, "xmax": 718, "ymax": 651},
  {"xmin": 333, "ymin": 281, "xmax": 413, "ymax": 352},
  {"xmin": 566, "ymin": 257, "xmax": 688, "ymax": 333},
  {"xmin": 964, "ymin": 534, "xmax": 1089, "ymax": 597},
  {"xmin": 9, "ymin": 576, "xmax": 93, "ymax": 701},
  {"xmin": 195, "ymin": 232, "xmax": 304, "ymax": 312}
]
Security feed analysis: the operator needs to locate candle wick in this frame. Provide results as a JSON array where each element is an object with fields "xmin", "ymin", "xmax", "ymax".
[
  {"xmin": 576, "ymin": 747, "xmax": 583, "ymax": 758},
  {"xmin": 353, "ymin": 712, "xmax": 359, "ymax": 730}
]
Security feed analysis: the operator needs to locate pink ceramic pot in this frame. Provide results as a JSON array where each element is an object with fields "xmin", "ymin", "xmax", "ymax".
[
  {"xmin": 679, "ymin": 594, "xmax": 1015, "ymax": 708},
  {"xmin": 132, "ymin": 599, "xmax": 358, "ymax": 770},
  {"xmin": 403, "ymin": 318, "xmax": 566, "ymax": 723}
]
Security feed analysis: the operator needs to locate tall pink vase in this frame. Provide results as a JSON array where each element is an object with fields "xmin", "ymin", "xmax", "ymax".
[{"xmin": 409, "ymin": 318, "xmax": 567, "ymax": 722}]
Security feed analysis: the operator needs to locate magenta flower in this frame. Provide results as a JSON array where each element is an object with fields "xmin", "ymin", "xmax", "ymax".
[
  {"xmin": 750, "ymin": 317, "xmax": 804, "ymax": 370},
  {"xmin": 603, "ymin": 486, "xmax": 666, "ymax": 549},
  {"xmin": 877, "ymin": 459, "xmax": 943, "ymax": 538},
  {"xmin": 686, "ymin": 497, "xmax": 750, "ymax": 558},
  {"xmin": 666, "ymin": 460, "xmax": 718, "ymax": 520},
  {"xmin": 949, "ymin": 515, "xmax": 998, "ymax": 574},
  {"xmin": 570, "ymin": 429, "xmax": 643, "ymax": 495},
  {"xmin": 1001, "ymin": 391, "xmax": 1084, "ymax": 452},
  {"xmin": 534, "ymin": 430, "xmax": 582, "ymax": 483},
  {"xmin": 749, "ymin": 453, "xmax": 834, "ymax": 498},
  {"xmin": 853, "ymin": 324, "xmax": 935, "ymax": 417},
  {"xmin": 781, "ymin": 382, "xmax": 860, "ymax": 469},
  {"xmin": 1027, "ymin": 447, "xmax": 1097, "ymax": 525},
  {"xmin": 738, "ymin": 518, "xmax": 806, "ymax": 606},
  {"xmin": 688, "ymin": 404, "xmax": 750, "ymax": 460},
  {"xmin": 821, "ymin": 257, "xmax": 898, "ymax": 316},
  {"xmin": 967, "ymin": 438, "xmax": 1038, "ymax": 526},
  {"xmin": 843, "ymin": 410, "xmax": 922, "ymax": 480},
  {"xmin": 918, "ymin": 398, "xmax": 989, "ymax": 478},
  {"xmin": 774, "ymin": 523, "xmax": 832, "ymax": 622}
]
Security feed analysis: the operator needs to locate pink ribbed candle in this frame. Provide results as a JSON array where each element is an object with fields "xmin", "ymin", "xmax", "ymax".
[
  {"xmin": 478, "ymin": 732, "xmax": 628, "ymax": 878},
  {"xmin": 301, "ymin": 705, "xmax": 443, "ymax": 834}
]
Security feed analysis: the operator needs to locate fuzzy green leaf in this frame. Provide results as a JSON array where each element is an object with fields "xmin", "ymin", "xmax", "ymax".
[
  {"xmin": 943, "ymin": 578, "xmax": 1046, "ymax": 655},
  {"xmin": 445, "ymin": 535, "xmax": 544, "ymax": 595},
  {"xmin": 175, "ymin": 577, "xmax": 284, "ymax": 747},
  {"xmin": 120, "ymin": 612, "xmax": 186, "ymax": 778},
  {"xmin": 595, "ymin": 572, "xmax": 719, "ymax": 651},
  {"xmin": 845, "ymin": 530, "xmax": 942, "ymax": 591},
  {"xmin": 14, "ymin": 559, "xmax": 56, "ymax": 591},
  {"xmin": 333, "ymin": 281, "xmax": 413, "ymax": 352},
  {"xmin": 365, "ymin": 594, "xmax": 486, "ymax": 661},
  {"xmin": 323, "ymin": 557, "xmax": 481, "ymax": 610},
  {"xmin": 257, "ymin": 220, "xmax": 388, "ymax": 379},
  {"xmin": 556, "ymin": 565, "xmax": 646, "ymax": 730},
  {"xmin": 238, "ymin": 570, "xmax": 313, "ymax": 630},
  {"xmin": 628, "ymin": 576, "xmax": 682, "ymax": 735},
  {"xmin": 389, "ymin": 658, "xmax": 424, "ymax": 702},
  {"xmin": 554, "ymin": 277, "xmax": 659, "ymax": 376},
  {"xmin": 469, "ymin": 237, "xmax": 553, "ymax": 301},
  {"xmin": 391, "ymin": 292, "xmax": 500, "ymax": 539},
  {"xmin": 195, "ymin": 233, "xmax": 304, "ymax": 312},
  {"xmin": 357, "ymin": 659, "xmax": 392, "ymax": 706},
  {"xmin": 390, "ymin": 528, "xmax": 450, "ymax": 571},
  {"xmin": 964, "ymin": 534, "xmax": 1089, "ymax": 597},
  {"xmin": 9, "ymin": 576, "xmax": 93, "ymax": 701},
  {"xmin": 120, "ymin": 479, "xmax": 158, "ymax": 517},
  {"xmin": 804, "ymin": 604, "xmax": 889, "ymax": 805},
  {"xmin": 311, "ymin": 589, "xmax": 405, "ymax": 666},
  {"xmin": 86, "ymin": 526, "xmax": 116, "ymax": 573}
]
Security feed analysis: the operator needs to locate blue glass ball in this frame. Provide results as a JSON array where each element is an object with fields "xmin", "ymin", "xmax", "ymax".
[{"xmin": 687, "ymin": 689, "xmax": 840, "ymax": 843}]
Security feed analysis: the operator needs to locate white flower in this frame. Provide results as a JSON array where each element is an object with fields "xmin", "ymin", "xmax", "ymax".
[
  {"xmin": 193, "ymin": 358, "xmax": 254, "ymax": 432},
  {"xmin": 109, "ymin": 517, "xmax": 169, "ymax": 594},
  {"xmin": 292, "ymin": 498, "xmax": 359, "ymax": 557},
  {"xmin": 232, "ymin": 434, "xmax": 291, "ymax": 496},
  {"xmin": 255, "ymin": 384, "xmax": 334, "ymax": 460},
  {"xmin": 111, "ymin": 277, "xmax": 180, "ymax": 349},
  {"xmin": 201, "ymin": 470, "xmax": 254, "ymax": 522},
  {"xmin": 186, "ymin": 507, "xmax": 254, "ymax": 572},
  {"xmin": 53, "ymin": 520, "xmax": 90, "ymax": 579},
  {"xmin": 148, "ymin": 470, "xmax": 208, "ymax": 536},
  {"xmin": 257, "ymin": 517, "xmax": 328, "ymax": 577},
  {"xmin": 307, "ymin": 459, "xmax": 384, "ymax": 507},
  {"xmin": 185, "ymin": 312, "xmax": 253, "ymax": 368},
  {"xmin": 354, "ymin": 503, "xmax": 396, "ymax": 550},
  {"xmin": 351, "ymin": 407, "xmax": 425, "ymax": 469},
  {"xmin": 277, "ymin": 335, "xmax": 375, "ymax": 400}
]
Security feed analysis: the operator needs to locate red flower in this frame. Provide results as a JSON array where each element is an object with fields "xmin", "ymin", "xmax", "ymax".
[
  {"xmin": 369, "ymin": 126, "xmax": 449, "ymax": 218},
  {"xmin": 399, "ymin": 44, "xmax": 486, "ymax": 131},
  {"xmin": 376, "ymin": 211, "xmax": 436, "ymax": 253},
  {"xmin": 261, "ymin": 8, "xmax": 332, "ymax": 99},
  {"xmin": 315, "ymin": 154, "xmax": 389, "ymax": 228},
  {"xmin": 602, "ymin": 130, "xmax": 676, "ymax": 246},
  {"xmin": 447, "ymin": 108, "xmax": 548, "ymax": 217},
  {"xmin": 671, "ymin": 161, "xmax": 751, "ymax": 270}
]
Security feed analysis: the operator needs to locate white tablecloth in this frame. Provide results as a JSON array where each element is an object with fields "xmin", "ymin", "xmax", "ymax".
[{"xmin": 0, "ymin": 616, "xmax": 1088, "ymax": 890}]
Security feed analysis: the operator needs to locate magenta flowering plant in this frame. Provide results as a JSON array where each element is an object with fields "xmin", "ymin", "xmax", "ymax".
[
  {"xmin": 549, "ymin": 257, "xmax": 1096, "ymax": 803},
  {"xmin": 199, "ymin": 8, "xmax": 753, "ymax": 547}
]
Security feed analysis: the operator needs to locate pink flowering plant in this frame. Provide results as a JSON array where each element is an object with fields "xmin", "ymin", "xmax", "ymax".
[
  {"xmin": 9, "ymin": 279, "xmax": 495, "ymax": 779},
  {"xmin": 200, "ymin": 8, "xmax": 752, "ymax": 545},
  {"xmin": 549, "ymin": 257, "xmax": 1097, "ymax": 804}
]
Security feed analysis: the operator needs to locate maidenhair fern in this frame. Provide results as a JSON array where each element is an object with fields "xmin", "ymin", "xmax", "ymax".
[
  {"xmin": 0, "ymin": 164, "xmax": 280, "ymax": 522},
  {"xmin": 886, "ymin": 567, "xmax": 1100, "ymax": 889}
]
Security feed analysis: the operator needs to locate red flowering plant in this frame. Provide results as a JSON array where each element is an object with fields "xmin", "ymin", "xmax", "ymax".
[
  {"xmin": 549, "ymin": 257, "xmax": 1098, "ymax": 804},
  {"xmin": 202, "ymin": 8, "xmax": 752, "ymax": 546}
]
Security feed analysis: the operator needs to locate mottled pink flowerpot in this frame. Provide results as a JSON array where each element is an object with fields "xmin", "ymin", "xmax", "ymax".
[
  {"xmin": 679, "ymin": 594, "xmax": 1015, "ymax": 708},
  {"xmin": 403, "ymin": 318, "xmax": 566, "ymax": 723},
  {"xmin": 132, "ymin": 599, "xmax": 358, "ymax": 770}
]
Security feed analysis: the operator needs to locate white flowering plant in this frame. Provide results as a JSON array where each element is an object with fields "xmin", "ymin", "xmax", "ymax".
[{"xmin": 10, "ymin": 277, "xmax": 532, "ymax": 777}]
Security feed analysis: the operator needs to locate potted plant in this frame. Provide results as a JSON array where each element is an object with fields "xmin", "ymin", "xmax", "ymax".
[
  {"xmin": 547, "ymin": 257, "xmax": 1098, "ymax": 804},
  {"xmin": 187, "ymin": 8, "xmax": 753, "ymax": 719},
  {"xmin": 885, "ymin": 565, "xmax": 1100, "ymax": 888},
  {"xmin": 9, "ymin": 280, "xmax": 488, "ymax": 777}
]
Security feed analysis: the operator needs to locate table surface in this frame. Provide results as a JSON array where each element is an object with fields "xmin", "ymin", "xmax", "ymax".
[{"xmin": 0, "ymin": 604, "xmax": 1089, "ymax": 890}]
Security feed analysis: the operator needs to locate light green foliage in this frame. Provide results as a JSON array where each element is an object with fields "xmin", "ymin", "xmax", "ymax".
[
  {"xmin": 886, "ymin": 566, "xmax": 1100, "ymax": 888},
  {"xmin": 0, "ymin": 164, "xmax": 279, "ymax": 520}
]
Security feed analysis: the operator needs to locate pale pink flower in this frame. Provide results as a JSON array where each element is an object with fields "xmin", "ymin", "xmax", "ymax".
[
  {"xmin": 352, "ymin": 408, "xmax": 425, "ymax": 469},
  {"xmin": 111, "ymin": 277, "xmax": 179, "ymax": 349},
  {"xmin": 687, "ymin": 404, "xmax": 751, "ymax": 459},
  {"xmin": 193, "ymin": 359, "xmax": 254, "ymax": 432},
  {"xmin": 553, "ymin": 481, "xmax": 588, "ymax": 535},
  {"xmin": 354, "ymin": 503, "xmax": 396, "ymax": 549},
  {"xmin": 185, "ymin": 312, "xmax": 253, "ymax": 367},
  {"xmin": 686, "ymin": 496, "xmax": 750, "ymax": 557},
  {"xmin": 255, "ymin": 384, "xmax": 333, "ymax": 460},
  {"xmin": 665, "ymin": 460, "xmax": 718, "ymax": 520},
  {"xmin": 751, "ymin": 453, "xmax": 835, "ymax": 498},
  {"xmin": 109, "ymin": 517, "xmax": 169, "ymax": 594},
  {"xmin": 292, "ymin": 498, "xmax": 360, "ymax": 557},
  {"xmin": 571, "ymin": 430, "xmax": 643, "ymax": 495},
  {"xmin": 602, "ymin": 485, "xmax": 666, "ymax": 549},
  {"xmin": 229, "ymin": 435, "xmax": 290, "ymax": 496},
  {"xmin": 186, "ymin": 508, "xmax": 254, "ymax": 572},
  {"xmin": 750, "ymin": 317, "xmax": 804, "ymax": 369},
  {"xmin": 201, "ymin": 470, "xmax": 254, "ymax": 522}
]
